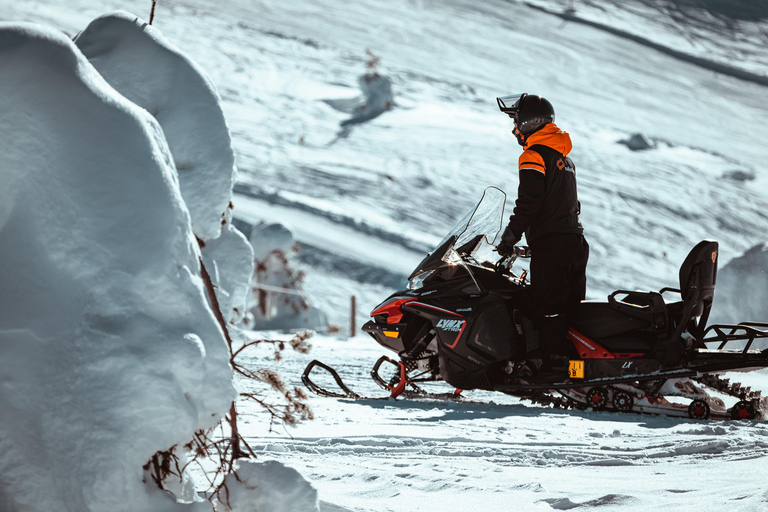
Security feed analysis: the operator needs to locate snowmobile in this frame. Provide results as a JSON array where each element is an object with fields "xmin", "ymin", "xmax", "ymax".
[{"xmin": 302, "ymin": 187, "xmax": 768, "ymax": 419}]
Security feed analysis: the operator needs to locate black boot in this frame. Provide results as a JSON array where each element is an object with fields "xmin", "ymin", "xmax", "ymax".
[
  {"xmin": 532, "ymin": 315, "xmax": 572, "ymax": 383},
  {"xmin": 540, "ymin": 314, "xmax": 574, "ymax": 357}
]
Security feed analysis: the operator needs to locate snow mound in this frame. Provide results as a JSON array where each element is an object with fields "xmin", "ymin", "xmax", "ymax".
[
  {"xmin": 215, "ymin": 460, "xmax": 319, "ymax": 512},
  {"xmin": 722, "ymin": 169, "xmax": 756, "ymax": 182},
  {"xmin": 620, "ymin": 132, "xmax": 655, "ymax": 151},
  {"xmin": 251, "ymin": 222, "xmax": 295, "ymax": 260},
  {"xmin": 74, "ymin": 11, "xmax": 237, "ymax": 241},
  {"xmin": 201, "ymin": 224, "xmax": 255, "ymax": 325},
  {"xmin": 246, "ymin": 222, "xmax": 327, "ymax": 330},
  {"xmin": 543, "ymin": 493, "xmax": 636, "ymax": 510},
  {"xmin": 0, "ymin": 22, "xmax": 234, "ymax": 511},
  {"xmin": 711, "ymin": 242, "xmax": 768, "ymax": 324},
  {"xmin": 340, "ymin": 73, "xmax": 393, "ymax": 127},
  {"xmin": 74, "ymin": 11, "xmax": 254, "ymax": 325}
]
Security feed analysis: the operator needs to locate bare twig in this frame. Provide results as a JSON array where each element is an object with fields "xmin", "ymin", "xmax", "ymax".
[
  {"xmin": 365, "ymin": 49, "xmax": 381, "ymax": 75},
  {"xmin": 149, "ymin": 0, "xmax": 157, "ymax": 25}
]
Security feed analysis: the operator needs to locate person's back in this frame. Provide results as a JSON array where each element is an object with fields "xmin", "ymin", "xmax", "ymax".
[
  {"xmin": 495, "ymin": 93, "xmax": 589, "ymax": 381},
  {"xmin": 512, "ymin": 122, "xmax": 582, "ymax": 244}
]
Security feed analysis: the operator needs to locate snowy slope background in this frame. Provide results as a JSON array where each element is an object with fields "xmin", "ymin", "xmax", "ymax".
[
  {"xmin": 2, "ymin": 0, "xmax": 768, "ymax": 511},
  {"xmin": 4, "ymin": 0, "xmax": 768, "ymax": 328}
]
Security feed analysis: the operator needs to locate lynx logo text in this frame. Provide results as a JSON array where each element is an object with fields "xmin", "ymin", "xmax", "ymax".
[{"xmin": 437, "ymin": 319, "xmax": 466, "ymax": 332}]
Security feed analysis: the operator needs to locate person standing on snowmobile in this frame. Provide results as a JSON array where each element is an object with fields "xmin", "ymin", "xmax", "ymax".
[{"xmin": 495, "ymin": 93, "xmax": 589, "ymax": 379}]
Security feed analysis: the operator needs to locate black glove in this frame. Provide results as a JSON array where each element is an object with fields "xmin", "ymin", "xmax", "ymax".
[{"xmin": 495, "ymin": 225, "xmax": 521, "ymax": 257}]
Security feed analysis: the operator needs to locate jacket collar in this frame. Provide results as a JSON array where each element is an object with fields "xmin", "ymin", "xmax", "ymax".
[{"xmin": 524, "ymin": 123, "xmax": 572, "ymax": 156}]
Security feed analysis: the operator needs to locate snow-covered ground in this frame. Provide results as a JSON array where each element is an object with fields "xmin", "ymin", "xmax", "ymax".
[
  {"xmin": 3, "ymin": 0, "xmax": 768, "ymax": 510},
  {"xmin": 245, "ymin": 333, "xmax": 768, "ymax": 512}
]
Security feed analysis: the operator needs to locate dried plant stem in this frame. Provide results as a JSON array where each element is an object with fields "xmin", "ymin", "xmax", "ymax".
[{"xmin": 149, "ymin": 0, "xmax": 157, "ymax": 25}]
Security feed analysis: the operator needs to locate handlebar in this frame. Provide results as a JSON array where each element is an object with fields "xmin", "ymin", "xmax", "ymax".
[
  {"xmin": 513, "ymin": 245, "xmax": 531, "ymax": 258},
  {"xmin": 494, "ymin": 245, "xmax": 530, "ymax": 273}
]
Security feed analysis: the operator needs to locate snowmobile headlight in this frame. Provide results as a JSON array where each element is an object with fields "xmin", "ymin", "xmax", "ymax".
[
  {"xmin": 408, "ymin": 270, "xmax": 434, "ymax": 290},
  {"xmin": 443, "ymin": 248, "xmax": 463, "ymax": 267}
]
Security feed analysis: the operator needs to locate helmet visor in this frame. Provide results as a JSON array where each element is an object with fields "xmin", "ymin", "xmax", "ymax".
[{"xmin": 496, "ymin": 93, "xmax": 527, "ymax": 116}]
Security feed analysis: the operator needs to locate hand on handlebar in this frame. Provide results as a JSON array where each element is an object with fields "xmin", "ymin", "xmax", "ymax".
[
  {"xmin": 494, "ymin": 245, "xmax": 531, "ymax": 273},
  {"xmin": 494, "ymin": 226, "xmax": 521, "ymax": 257},
  {"xmin": 513, "ymin": 245, "xmax": 531, "ymax": 258},
  {"xmin": 494, "ymin": 244, "xmax": 531, "ymax": 259}
]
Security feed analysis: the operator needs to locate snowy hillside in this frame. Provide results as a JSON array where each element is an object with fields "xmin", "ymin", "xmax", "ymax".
[
  {"xmin": 2, "ymin": 0, "xmax": 767, "ymax": 327},
  {"xmin": 2, "ymin": 0, "xmax": 768, "ymax": 511}
]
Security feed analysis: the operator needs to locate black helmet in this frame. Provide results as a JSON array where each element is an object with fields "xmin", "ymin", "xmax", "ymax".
[
  {"xmin": 517, "ymin": 95, "xmax": 555, "ymax": 134},
  {"xmin": 497, "ymin": 93, "xmax": 555, "ymax": 135}
]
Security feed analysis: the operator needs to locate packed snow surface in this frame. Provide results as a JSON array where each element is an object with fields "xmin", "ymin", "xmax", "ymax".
[
  {"xmin": 0, "ymin": 22, "xmax": 234, "ymax": 512},
  {"xmin": 243, "ymin": 333, "xmax": 768, "ymax": 512}
]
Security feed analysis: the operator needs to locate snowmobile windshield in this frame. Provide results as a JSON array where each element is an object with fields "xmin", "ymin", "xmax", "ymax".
[{"xmin": 408, "ymin": 187, "xmax": 506, "ymax": 282}]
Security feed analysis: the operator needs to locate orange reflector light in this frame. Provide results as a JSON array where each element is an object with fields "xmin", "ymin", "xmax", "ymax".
[{"xmin": 383, "ymin": 331, "xmax": 400, "ymax": 338}]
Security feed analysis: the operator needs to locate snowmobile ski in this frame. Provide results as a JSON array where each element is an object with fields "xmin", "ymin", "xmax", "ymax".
[{"xmin": 302, "ymin": 358, "xmax": 466, "ymax": 401}]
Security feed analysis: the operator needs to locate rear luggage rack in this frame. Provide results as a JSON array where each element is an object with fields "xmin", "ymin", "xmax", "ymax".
[{"xmin": 700, "ymin": 322, "xmax": 768, "ymax": 353}]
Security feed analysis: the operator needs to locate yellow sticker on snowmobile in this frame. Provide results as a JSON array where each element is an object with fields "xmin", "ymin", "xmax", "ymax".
[{"xmin": 569, "ymin": 360, "xmax": 584, "ymax": 379}]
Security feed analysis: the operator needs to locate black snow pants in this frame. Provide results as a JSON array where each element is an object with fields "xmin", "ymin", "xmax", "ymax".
[{"xmin": 529, "ymin": 233, "xmax": 589, "ymax": 359}]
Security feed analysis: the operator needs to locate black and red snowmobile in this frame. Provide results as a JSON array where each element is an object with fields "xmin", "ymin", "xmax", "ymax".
[{"xmin": 303, "ymin": 187, "xmax": 768, "ymax": 419}]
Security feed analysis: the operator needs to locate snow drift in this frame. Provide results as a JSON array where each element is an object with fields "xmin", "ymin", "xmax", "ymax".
[
  {"xmin": 0, "ymin": 22, "xmax": 234, "ymax": 511},
  {"xmin": 711, "ymin": 243, "xmax": 768, "ymax": 325},
  {"xmin": 325, "ymin": 70, "xmax": 394, "ymax": 140},
  {"xmin": 73, "ymin": 11, "xmax": 236, "ymax": 242},
  {"xmin": 214, "ymin": 460, "xmax": 320, "ymax": 512},
  {"xmin": 73, "ymin": 12, "xmax": 254, "ymax": 324}
]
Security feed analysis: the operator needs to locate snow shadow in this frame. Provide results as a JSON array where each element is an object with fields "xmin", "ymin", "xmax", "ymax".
[
  {"xmin": 621, "ymin": 0, "xmax": 768, "ymax": 22},
  {"xmin": 526, "ymin": 2, "xmax": 768, "ymax": 86},
  {"xmin": 320, "ymin": 501, "xmax": 355, "ymax": 512},
  {"xmin": 542, "ymin": 493, "xmax": 637, "ymax": 510},
  {"xmin": 233, "ymin": 182, "xmax": 431, "ymax": 254},
  {"xmin": 347, "ymin": 397, "xmax": 714, "ymax": 429},
  {"xmin": 347, "ymin": 397, "xmax": 582, "ymax": 422},
  {"xmin": 299, "ymin": 244, "xmax": 407, "ymax": 288}
]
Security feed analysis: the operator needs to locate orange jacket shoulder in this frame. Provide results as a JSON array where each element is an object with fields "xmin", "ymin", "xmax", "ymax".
[{"xmin": 518, "ymin": 150, "xmax": 546, "ymax": 175}]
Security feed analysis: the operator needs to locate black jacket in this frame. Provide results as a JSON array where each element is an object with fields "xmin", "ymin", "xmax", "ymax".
[{"xmin": 507, "ymin": 123, "xmax": 583, "ymax": 245}]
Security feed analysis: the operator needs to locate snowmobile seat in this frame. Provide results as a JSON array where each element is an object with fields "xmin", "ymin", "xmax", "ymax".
[
  {"xmin": 571, "ymin": 301, "xmax": 658, "ymax": 352},
  {"xmin": 606, "ymin": 289, "xmax": 670, "ymax": 337},
  {"xmin": 649, "ymin": 240, "xmax": 718, "ymax": 364},
  {"xmin": 572, "ymin": 241, "xmax": 718, "ymax": 357},
  {"xmin": 669, "ymin": 239, "xmax": 718, "ymax": 342}
]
